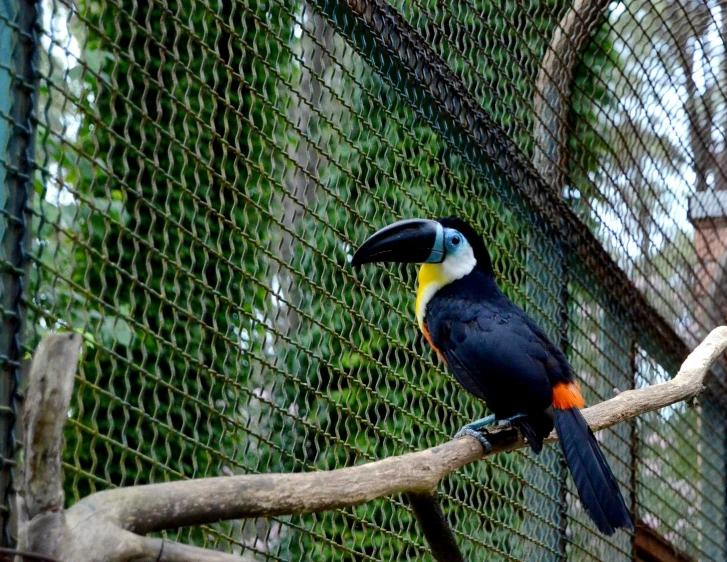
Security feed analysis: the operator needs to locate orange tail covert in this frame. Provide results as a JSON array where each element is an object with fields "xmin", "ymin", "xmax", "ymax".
[{"xmin": 552, "ymin": 381, "xmax": 585, "ymax": 410}]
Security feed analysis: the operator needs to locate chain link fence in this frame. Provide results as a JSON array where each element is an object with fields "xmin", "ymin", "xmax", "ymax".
[{"xmin": 2, "ymin": 0, "xmax": 727, "ymax": 559}]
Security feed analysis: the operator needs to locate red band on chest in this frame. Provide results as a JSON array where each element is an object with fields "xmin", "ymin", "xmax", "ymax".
[
  {"xmin": 422, "ymin": 323, "xmax": 447, "ymax": 364},
  {"xmin": 422, "ymin": 323, "xmax": 437, "ymax": 350}
]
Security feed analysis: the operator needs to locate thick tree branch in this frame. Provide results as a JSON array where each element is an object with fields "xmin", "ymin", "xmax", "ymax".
[
  {"xmin": 16, "ymin": 334, "xmax": 255, "ymax": 562},
  {"xmin": 78, "ymin": 438, "xmax": 483, "ymax": 534},
  {"xmin": 17, "ymin": 333, "xmax": 79, "ymax": 558},
  {"xmin": 533, "ymin": 0, "xmax": 611, "ymax": 190},
  {"xmin": 18, "ymin": 327, "xmax": 727, "ymax": 561},
  {"xmin": 580, "ymin": 325, "xmax": 727, "ymax": 428},
  {"xmin": 71, "ymin": 327, "xmax": 727, "ymax": 527},
  {"xmin": 21, "ymin": 333, "xmax": 81, "ymax": 520}
]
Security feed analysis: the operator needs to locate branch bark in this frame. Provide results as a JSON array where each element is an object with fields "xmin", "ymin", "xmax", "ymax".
[
  {"xmin": 532, "ymin": 0, "xmax": 611, "ymax": 190},
  {"xmin": 17, "ymin": 327, "xmax": 727, "ymax": 561},
  {"xmin": 21, "ymin": 334, "xmax": 80, "ymax": 520},
  {"xmin": 406, "ymin": 491, "xmax": 464, "ymax": 562},
  {"xmin": 16, "ymin": 334, "xmax": 255, "ymax": 562},
  {"xmin": 17, "ymin": 333, "xmax": 81, "ymax": 559},
  {"xmin": 84, "ymin": 326, "xmax": 727, "ymax": 530}
]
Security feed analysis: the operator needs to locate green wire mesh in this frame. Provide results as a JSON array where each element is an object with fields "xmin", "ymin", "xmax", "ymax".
[{"xmin": 1, "ymin": 0, "xmax": 726, "ymax": 559}]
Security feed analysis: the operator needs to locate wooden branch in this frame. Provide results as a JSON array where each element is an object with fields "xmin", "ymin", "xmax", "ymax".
[
  {"xmin": 16, "ymin": 334, "xmax": 256, "ymax": 562},
  {"xmin": 20, "ymin": 333, "xmax": 81, "ymax": 520},
  {"xmin": 17, "ymin": 333, "xmax": 80, "ymax": 559},
  {"xmin": 79, "ymin": 435, "xmax": 486, "ymax": 535},
  {"xmin": 17, "ymin": 327, "xmax": 727, "ymax": 561},
  {"xmin": 72, "ymin": 327, "xmax": 726, "ymax": 528},
  {"xmin": 138, "ymin": 535, "xmax": 256, "ymax": 562},
  {"xmin": 406, "ymin": 492, "xmax": 464, "ymax": 562},
  {"xmin": 580, "ymin": 325, "xmax": 727, "ymax": 429},
  {"xmin": 532, "ymin": 0, "xmax": 611, "ymax": 190}
]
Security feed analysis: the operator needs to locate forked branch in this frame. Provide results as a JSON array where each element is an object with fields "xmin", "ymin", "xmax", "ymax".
[{"xmin": 17, "ymin": 327, "xmax": 727, "ymax": 561}]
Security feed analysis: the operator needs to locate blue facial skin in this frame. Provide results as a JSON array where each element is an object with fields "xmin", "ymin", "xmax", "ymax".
[
  {"xmin": 444, "ymin": 228, "xmax": 467, "ymax": 255},
  {"xmin": 426, "ymin": 224, "xmax": 468, "ymax": 263}
]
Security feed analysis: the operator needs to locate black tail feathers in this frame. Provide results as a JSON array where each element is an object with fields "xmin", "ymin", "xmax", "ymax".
[
  {"xmin": 514, "ymin": 408, "xmax": 554, "ymax": 455},
  {"xmin": 554, "ymin": 407, "xmax": 634, "ymax": 535},
  {"xmin": 516, "ymin": 420, "xmax": 543, "ymax": 454}
]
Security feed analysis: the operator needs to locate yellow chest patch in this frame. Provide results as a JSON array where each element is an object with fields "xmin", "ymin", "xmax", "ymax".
[{"xmin": 415, "ymin": 263, "xmax": 447, "ymax": 331}]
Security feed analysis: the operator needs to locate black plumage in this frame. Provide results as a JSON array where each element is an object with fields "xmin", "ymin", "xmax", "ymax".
[
  {"xmin": 554, "ymin": 408, "xmax": 634, "ymax": 534},
  {"xmin": 352, "ymin": 215, "xmax": 634, "ymax": 535},
  {"xmin": 423, "ymin": 216, "xmax": 633, "ymax": 535},
  {"xmin": 427, "ymin": 266, "xmax": 558, "ymax": 452}
]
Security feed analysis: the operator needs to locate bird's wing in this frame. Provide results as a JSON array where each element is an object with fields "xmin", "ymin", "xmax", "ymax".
[
  {"xmin": 431, "ymin": 304, "xmax": 555, "ymax": 412},
  {"xmin": 518, "ymin": 311, "xmax": 575, "ymax": 386}
]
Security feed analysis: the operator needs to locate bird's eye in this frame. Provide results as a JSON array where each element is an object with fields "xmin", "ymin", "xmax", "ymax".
[{"xmin": 451, "ymin": 235, "xmax": 460, "ymax": 246}]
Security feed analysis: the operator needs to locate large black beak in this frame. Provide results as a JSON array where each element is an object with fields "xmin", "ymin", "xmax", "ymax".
[{"xmin": 351, "ymin": 219, "xmax": 444, "ymax": 267}]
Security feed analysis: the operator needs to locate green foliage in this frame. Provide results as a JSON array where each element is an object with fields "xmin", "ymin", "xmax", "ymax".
[
  {"xmin": 25, "ymin": 0, "xmax": 662, "ymax": 560},
  {"xmin": 32, "ymin": 0, "xmax": 300, "ymax": 503},
  {"xmin": 568, "ymin": 17, "xmax": 619, "ymax": 221}
]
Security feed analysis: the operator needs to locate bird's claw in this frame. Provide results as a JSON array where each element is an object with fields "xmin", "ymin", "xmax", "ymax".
[{"xmin": 454, "ymin": 427, "xmax": 493, "ymax": 453}]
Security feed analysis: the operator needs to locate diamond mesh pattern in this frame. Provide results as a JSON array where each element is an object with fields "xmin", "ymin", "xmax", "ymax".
[{"xmin": 0, "ymin": 0, "xmax": 725, "ymax": 558}]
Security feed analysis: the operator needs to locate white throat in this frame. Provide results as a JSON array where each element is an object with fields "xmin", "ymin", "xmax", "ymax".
[{"xmin": 415, "ymin": 247, "xmax": 477, "ymax": 329}]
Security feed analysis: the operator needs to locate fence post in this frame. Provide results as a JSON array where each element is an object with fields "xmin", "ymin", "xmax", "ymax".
[{"xmin": 0, "ymin": 0, "xmax": 39, "ymax": 546}]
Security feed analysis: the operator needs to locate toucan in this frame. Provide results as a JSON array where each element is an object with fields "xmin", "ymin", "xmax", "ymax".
[{"xmin": 352, "ymin": 216, "xmax": 633, "ymax": 536}]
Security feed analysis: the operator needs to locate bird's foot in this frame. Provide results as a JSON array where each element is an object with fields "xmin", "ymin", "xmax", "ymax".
[
  {"xmin": 459, "ymin": 414, "xmax": 496, "ymax": 431},
  {"xmin": 454, "ymin": 427, "xmax": 493, "ymax": 453},
  {"xmin": 454, "ymin": 414, "xmax": 496, "ymax": 453},
  {"xmin": 496, "ymin": 413, "xmax": 528, "ymax": 430}
]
